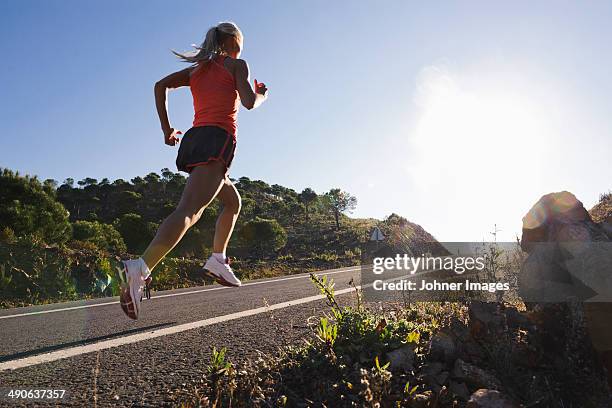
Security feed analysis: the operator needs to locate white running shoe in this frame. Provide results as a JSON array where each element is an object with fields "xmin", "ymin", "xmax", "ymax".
[
  {"xmin": 117, "ymin": 258, "xmax": 151, "ymax": 319},
  {"xmin": 203, "ymin": 256, "xmax": 241, "ymax": 287}
]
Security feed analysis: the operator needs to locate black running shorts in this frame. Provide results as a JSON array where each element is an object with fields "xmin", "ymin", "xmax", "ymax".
[{"xmin": 175, "ymin": 126, "xmax": 236, "ymax": 174}]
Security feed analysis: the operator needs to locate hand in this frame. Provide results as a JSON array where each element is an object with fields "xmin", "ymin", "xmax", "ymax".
[
  {"xmin": 254, "ymin": 79, "xmax": 268, "ymax": 96},
  {"xmin": 164, "ymin": 128, "xmax": 182, "ymax": 146}
]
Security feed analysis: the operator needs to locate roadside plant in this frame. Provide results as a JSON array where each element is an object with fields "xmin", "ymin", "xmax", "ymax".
[
  {"xmin": 316, "ymin": 317, "xmax": 338, "ymax": 347},
  {"xmin": 309, "ymin": 273, "xmax": 341, "ymax": 313},
  {"xmin": 207, "ymin": 346, "xmax": 233, "ymax": 376}
]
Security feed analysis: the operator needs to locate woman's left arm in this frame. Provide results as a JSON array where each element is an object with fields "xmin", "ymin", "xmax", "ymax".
[{"xmin": 154, "ymin": 68, "xmax": 192, "ymax": 145}]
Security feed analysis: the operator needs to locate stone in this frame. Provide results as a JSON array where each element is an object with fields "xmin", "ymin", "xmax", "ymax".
[
  {"xmin": 602, "ymin": 216, "xmax": 612, "ymax": 239},
  {"xmin": 452, "ymin": 359, "xmax": 501, "ymax": 390},
  {"xmin": 468, "ymin": 301, "xmax": 504, "ymax": 340},
  {"xmin": 435, "ymin": 371, "xmax": 449, "ymax": 385},
  {"xmin": 510, "ymin": 343, "xmax": 539, "ymax": 368},
  {"xmin": 429, "ymin": 332, "xmax": 457, "ymax": 363},
  {"xmin": 462, "ymin": 340, "xmax": 485, "ymax": 362},
  {"xmin": 448, "ymin": 381, "xmax": 470, "ymax": 401},
  {"xmin": 521, "ymin": 191, "xmax": 591, "ymax": 253},
  {"xmin": 421, "ymin": 361, "xmax": 445, "ymax": 377},
  {"xmin": 519, "ymin": 191, "xmax": 611, "ymax": 302},
  {"xmin": 449, "ymin": 316, "xmax": 470, "ymax": 341},
  {"xmin": 519, "ymin": 191, "xmax": 612, "ymax": 388},
  {"xmin": 385, "ymin": 345, "xmax": 415, "ymax": 372},
  {"xmin": 467, "ymin": 389, "xmax": 519, "ymax": 408},
  {"xmin": 520, "ymin": 192, "xmax": 612, "ymax": 377},
  {"xmin": 504, "ymin": 307, "xmax": 532, "ymax": 330}
]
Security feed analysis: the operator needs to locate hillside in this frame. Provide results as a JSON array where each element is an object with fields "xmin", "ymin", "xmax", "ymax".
[
  {"xmin": 0, "ymin": 167, "xmax": 441, "ymax": 307},
  {"xmin": 590, "ymin": 191, "xmax": 612, "ymax": 223}
]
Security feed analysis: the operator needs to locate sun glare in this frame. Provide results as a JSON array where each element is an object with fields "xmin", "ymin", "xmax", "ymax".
[
  {"xmin": 409, "ymin": 66, "xmax": 552, "ymax": 191},
  {"xmin": 403, "ymin": 65, "xmax": 558, "ymax": 240}
]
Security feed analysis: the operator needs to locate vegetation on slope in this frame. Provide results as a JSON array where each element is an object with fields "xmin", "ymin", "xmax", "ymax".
[
  {"xmin": 0, "ymin": 167, "xmax": 438, "ymax": 307},
  {"xmin": 590, "ymin": 191, "xmax": 612, "ymax": 223}
]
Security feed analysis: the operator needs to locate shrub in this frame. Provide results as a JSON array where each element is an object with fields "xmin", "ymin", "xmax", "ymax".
[
  {"xmin": 113, "ymin": 213, "xmax": 156, "ymax": 254},
  {"xmin": 313, "ymin": 251, "xmax": 339, "ymax": 262},
  {"xmin": 0, "ymin": 168, "xmax": 71, "ymax": 244},
  {"xmin": 0, "ymin": 227, "xmax": 17, "ymax": 244},
  {"xmin": 239, "ymin": 217, "xmax": 287, "ymax": 257},
  {"xmin": 0, "ymin": 236, "xmax": 77, "ymax": 305},
  {"xmin": 72, "ymin": 220, "xmax": 127, "ymax": 253}
]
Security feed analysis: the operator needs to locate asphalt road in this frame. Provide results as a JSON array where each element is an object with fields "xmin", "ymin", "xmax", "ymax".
[{"xmin": 0, "ymin": 266, "xmax": 365, "ymax": 407}]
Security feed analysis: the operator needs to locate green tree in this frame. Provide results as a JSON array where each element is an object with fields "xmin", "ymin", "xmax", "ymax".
[
  {"xmin": 324, "ymin": 189, "xmax": 357, "ymax": 230},
  {"xmin": 239, "ymin": 217, "xmax": 287, "ymax": 257},
  {"xmin": 115, "ymin": 190, "xmax": 142, "ymax": 216},
  {"xmin": 0, "ymin": 168, "xmax": 71, "ymax": 244},
  {"xmin": 77, "ymin": 178, "xmax": 98, "ymax": 188},
  {"xmin": 113, "ymin": 213, "xmax": 155, "ymax": 253},
  {"xmin": 72, "ymin": 220, "xmax": 127, "ymax": 253},
  {"xmin": 299, "ymin": 188, "xmax": 318, "ymax": 220}
]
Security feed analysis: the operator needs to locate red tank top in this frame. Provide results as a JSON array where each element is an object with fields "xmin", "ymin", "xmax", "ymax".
[{"xmin": 190, "ymin": 55, "xmax": 239, "ymax": 136}]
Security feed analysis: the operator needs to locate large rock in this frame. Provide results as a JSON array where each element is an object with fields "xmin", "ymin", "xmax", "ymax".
[
  {"xmin": 421, "ymin": 361, "xmax": 445, "ymax": 377},
  {"xmin": 504, "ymin": 306, "xmax": 533, "ymax": 331},
  {"xmin": 468, "ymin": 301, "xmax": 505, "ymax": 340},
  {"xmin": 448, "ymin": 381, "xmax": 470, "ymax": 401},
  {"xmin": 467, "ymin": 389, "xmax": 519, "ymax": 408},
  {"xmin": 520, "ymin": 191, "xmax": 611, "ymax": 301},
  {"xmin": 385, "ymin": 344, "xmax": 415, "ymax": 372},
  {"xmin": 429, "ymin": 332, "xmax": 457, "ymax": 363},
  {"xmin": 520, "ymin": 191, "xmax": 612, "ymax": 301},
  {"xmin": 521, "ymin": 191, "xmax": 593, "ymax": 252},
  {"xmin": 520, "ymin": 191, "xmax": 612, "ymax": 387},
  {"xmin": 452, "ymin": 359, "xmax": 501, "ymax": 390},
  {"xmin": 420, "ymin": 361, "xmax": 445, "ymax": 389}
]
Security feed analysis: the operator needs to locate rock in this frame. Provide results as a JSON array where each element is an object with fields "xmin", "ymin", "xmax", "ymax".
[
  {"xmin": 521, "ymin": 191, "xmax": 591, "ymax": 253},
  {"xmin": 449, "ymin": 316, "xmax": 470, "ymax": 341},
  {"xmin": 421, "ymin": 362, "xmax": 446, "ymax": 389},
  {"xmin": 510, "ymin": 343, "xmax": 539, "ymax": 368},
  {"xmin": 452, "ymin": 359, "xmax": 501, "ymax": 390},
  {"xmin": 429, "ymin": 332, "xmax": 457, "ymax": 363},
  {"xmin": 429, "ymin": 382, "xmax": 442, "ymax": 393},
  {"xmin": 448, "ymin": 381, "xmax": 470, "ymax": 401},
  {"xmin": 421, "ymin": 361, "xmax": 445, "ymax": 377},
  {"xmin": 520, "ymin": 191, "xmax": 612, "ymax": 388},
  {"xmin": 385, "ymin": 345, "xmax": 415, "ymax": 372},
  {"xmin": 504, "ymin": 307, "xmax": 533, "ymax": 330},
  {"xmin": 602, "ymin": 215, "xmax": 612, "ymax": 239},
  {"xmin": 467, "ymin": 389, "xmax": 519, "ymax": 408},
  {"xmin": 461, "ymin": 339, "xmax": 485, "ymax": 363},
  {"xmin": 435, "ymin": 371, "xmax": 449, "ymax": 385},
  {"xmin": 519, "ymin": 191, "xmax": 611, "ymax": 302},
  {"xmin": 468, "ymin": 301, "xmax": 504, "ymax": 340}
]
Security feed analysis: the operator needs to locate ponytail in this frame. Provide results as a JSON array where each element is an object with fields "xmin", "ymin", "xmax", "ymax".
[{"xmin": 172, "ymin": 22, "xmax": 242, "ymax": 66}]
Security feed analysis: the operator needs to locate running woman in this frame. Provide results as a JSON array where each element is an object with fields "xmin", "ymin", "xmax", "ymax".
[{"xmin": 117, "ymin": 22, "xmax": 268, "ymax": 319}]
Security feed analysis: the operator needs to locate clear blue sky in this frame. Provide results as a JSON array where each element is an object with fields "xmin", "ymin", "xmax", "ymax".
[{"xmin": 1, "ymin": 1, "xmax": 611, "ymax": 241}]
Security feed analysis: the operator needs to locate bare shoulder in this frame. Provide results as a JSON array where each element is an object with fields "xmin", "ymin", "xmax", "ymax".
[
  {"xmin": 157, "ymin": 67, "xmax": 193, "ymax": 89},
  {"xmin": 225, "ymin": 58, "xmax": 248, "ymax": 72},
  {"xmin": 223, "ymin": 56, "xmax": 243, "ymax": 66},
  {"xmin": 222, "ymin": 58, "xmax": 247, "ymax": 81}
]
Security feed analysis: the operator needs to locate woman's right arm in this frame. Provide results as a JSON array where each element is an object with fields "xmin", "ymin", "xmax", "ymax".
[
  {"xmin": 154, "ymin": 68, "xmax": 192, "ymax": 145},
  {"xmin": 234, "ymin": 59, "xmax": 268, "ymax": 110}
]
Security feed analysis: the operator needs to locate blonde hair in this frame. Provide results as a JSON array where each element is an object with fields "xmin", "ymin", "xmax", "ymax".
[{"xmin": 172, "ymin": 22, "xmax": 243, "ymax": 66}]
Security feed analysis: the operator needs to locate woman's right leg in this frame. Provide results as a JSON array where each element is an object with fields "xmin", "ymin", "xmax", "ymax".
[{"xmin": 141, "ymin": 161, "xmax": 226, "ymax": 271}]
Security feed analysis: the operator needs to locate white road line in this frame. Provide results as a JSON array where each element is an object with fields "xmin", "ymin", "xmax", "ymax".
[
  {"xmin": 0, "ymin": 267, "xmax": 362, "ymax": 320},
  {"xmin": 0, "ymin": 285, "xmax": 362, "ymax": 371}
]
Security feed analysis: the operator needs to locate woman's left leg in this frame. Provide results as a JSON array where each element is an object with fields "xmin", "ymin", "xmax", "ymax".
[{"xmin": 213, "ymin": 176, "xmax": 242, "ymax": 255}]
